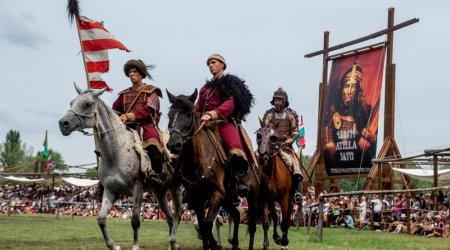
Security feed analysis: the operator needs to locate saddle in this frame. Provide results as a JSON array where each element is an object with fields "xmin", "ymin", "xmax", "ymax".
[
  {"xmin": 203, "ymin": 121, "xmax": 259, "ymax": 170},
  {"xmin": 130, "ymin": 128, "xmax": 174, "ymax": 183}
]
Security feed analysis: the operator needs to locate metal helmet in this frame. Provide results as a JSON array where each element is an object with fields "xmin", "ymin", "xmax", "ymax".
[{"xmin": 270, "ymin": 87, "xmax": 289, "ymax": 107}]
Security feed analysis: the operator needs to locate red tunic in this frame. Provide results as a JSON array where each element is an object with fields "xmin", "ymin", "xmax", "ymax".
[
  {"xmin": 112, "ymin": 85, "xmax": 162, "ymax": 149},
  {"xmin": 195, "ymin": 85, "xmax": 247, "ymax": 159}
]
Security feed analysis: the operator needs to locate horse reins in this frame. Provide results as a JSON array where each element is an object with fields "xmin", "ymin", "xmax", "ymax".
[
  {"xmin": 68, "ymin": 98, "xmax": 120, "ymax": 136},
  {"xmin": 168, "ymin": 110, "xmax": 205, "ymax": 143}
]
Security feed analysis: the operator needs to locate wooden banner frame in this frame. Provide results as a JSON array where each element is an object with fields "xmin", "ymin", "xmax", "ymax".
[{"xmin": 304, "ymin": 8, "xmax": 419, "ymax": 196}]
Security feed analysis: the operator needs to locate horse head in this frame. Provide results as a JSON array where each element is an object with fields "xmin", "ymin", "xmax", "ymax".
[
  {"xmin": 166, "ymin": 89, "xmax": 198, "ymax": 154},
  {"xmin": 58, "ymin": 83, "xmax": 106, "ymax": 136},
  {"xmin": 256, "ymin": 120, "xmax": 280, "ymax": 166}
]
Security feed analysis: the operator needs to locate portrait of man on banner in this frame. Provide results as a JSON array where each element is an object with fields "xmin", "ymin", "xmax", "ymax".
[{"xmin": 322, "ymin": 47, "xmax": 385, "ymax": 176}]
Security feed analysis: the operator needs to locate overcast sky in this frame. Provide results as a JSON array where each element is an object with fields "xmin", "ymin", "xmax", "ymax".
[{"xmin": 0, "ymin": 0, "xmax": 449, "ymax": 171}]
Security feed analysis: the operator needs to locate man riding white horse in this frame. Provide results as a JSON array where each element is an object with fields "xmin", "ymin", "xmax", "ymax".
[{"xmin": 112, "ymin": 59, "xmax": 166, "ymax": 175}]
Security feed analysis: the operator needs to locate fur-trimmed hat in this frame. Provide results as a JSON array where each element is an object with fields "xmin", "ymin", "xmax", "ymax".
[
  {"xmin": 124, "ymin": 59, "xmax": 149, "ymax": 78},
  {"xmin": 207, "ymin": 54, "xmax": 227, "ymax": 70}
]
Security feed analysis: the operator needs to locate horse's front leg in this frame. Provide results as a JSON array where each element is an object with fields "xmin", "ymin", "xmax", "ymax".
[
  {"xmin": 193, "ymin": 207, "xmax": 209, "ymax": 250},
  {"xmin": 262, "ymin": 206, "xmax": 271, "ymax": 250},
  {"xmin": 268, "ymin": 200, "xmax": 281, "ymax": 245},
  {"xmin": 131, "ymin": 182, "xmax": 144, "ymax": 250},
  {"xmin": 168, "ymin": 186, "xmax": 182, "ymax": 250},
  {"xmin": 98, "ymin": 188, "xmax": 120, "ymax": 250},
  {"xmin": 223, "ymin": 201, "xmax": 241, "ymax": 250},
  {"xmin": 246, "ymin": 195, "xmax": 258, "ymax": 250},
  {"xmin": 204, "ymin": 191, "xmax": 224, "ymax": 250},
  {"xmin": 279, "ymin": 197, "xmax": 293, "ymax": 248},
  {"xmin": 155, "ymin": 188, "xmax": 180, "ymax": 250}
]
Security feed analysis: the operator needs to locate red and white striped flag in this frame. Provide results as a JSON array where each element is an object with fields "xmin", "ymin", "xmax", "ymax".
[
  {"xmin": 78, "ymin": 16, "xmax": 129, "ymax": 91},
  {"xmin": 45, "ymin": 155, "xmax": 52, "ymax": 174}
]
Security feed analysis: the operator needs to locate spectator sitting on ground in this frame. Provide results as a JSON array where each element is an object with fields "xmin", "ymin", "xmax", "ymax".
[
  {"xmin": 425, "ymin": 215, "xmax": 446, "ymax": 238},
  {"xmin": 341, "ymin": 214, "xmax": 355, "ymax": 229}
]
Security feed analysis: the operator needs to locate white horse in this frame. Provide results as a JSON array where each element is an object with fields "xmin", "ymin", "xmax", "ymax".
[{"xmin": 58, "ymin": 84, "xmax": 181, "ymax": 250}]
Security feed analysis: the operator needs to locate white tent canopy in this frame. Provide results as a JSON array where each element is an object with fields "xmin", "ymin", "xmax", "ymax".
[
  {"xmin": 61, "ymin": 177, "xmax": 99, "ymax": 187},
  {"xmin": 393, "ymin": 168, "xmax": 450, "ymax": 185},
  {"xmin": 0, "ymin": 176, "xmax": 45, "ymax": 182}
]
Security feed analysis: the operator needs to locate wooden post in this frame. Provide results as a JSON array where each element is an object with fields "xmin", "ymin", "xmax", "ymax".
[
  {"xmin": 384, "ymin": 8, "xmax": 395, "ymax": 139},
  {"xmin": 307, "ymin": 207, "xmax": 313, "ymax": 235},
  {"xmin": 314, "ymin": 31, "xmax": 330, "ymax": 196},
  {"xmin": 370, "ymin": 202, "xmax": 375, "ymax": 229},
  {"xmin": 406, "ymin": 195, "xmax": 411, "ymax": 234},
  {"xmin": 433, "ymin": 155, "xmax": 438, "ymax": 188},
  {"xmin": 317, "ymin": 198, "xmax": 324, "ymax": 243},
  {"xmin": 317, "ymin": 31, "xmax": 329, "ymax": 146}
]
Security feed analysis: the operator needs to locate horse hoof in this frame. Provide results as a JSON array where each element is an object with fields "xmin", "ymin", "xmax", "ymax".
[
  {"xmin": 168, "ymin": 243, "xmax": 180, "ymax": 250},
  {"xmin": 274, "ymin": 237, "xmax": 281, "ymax": 245},
  {"xmin": 281, "ymin": 246, "xmax": 289, "ymax": 250},
  {"xmin": 280, "ymin": 238, "xmax": 289, "ymax": 246},
  {"xmin": 114, "ymin": 246, "xmax": 122, "ymax": 250},
  {"xmin": 132, "ymin": 245, "xmax": 139, "ymax": 250}
]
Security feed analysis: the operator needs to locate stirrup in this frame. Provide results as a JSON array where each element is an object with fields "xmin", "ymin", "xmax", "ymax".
[{"xmin": 294, "ymin": 192, "xmax": 303, "ymax": 203}]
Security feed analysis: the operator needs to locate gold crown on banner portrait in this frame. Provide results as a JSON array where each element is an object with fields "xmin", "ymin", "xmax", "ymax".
[{"xmin": 344, "ymin": 62, "xmax": 363, "ymax": 84}]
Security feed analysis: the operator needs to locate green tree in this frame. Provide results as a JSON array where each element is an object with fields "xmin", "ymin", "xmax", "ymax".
[
  {"xmin": 0, "ymin": 130, "xmax": 26, "ymax": 166},
  {"xmin": 35, "ymin": 149, "xmax": 67, "ymax": 173},
  {"xmin": 85, "ymin": 167, "xmax": 98, "ymax": 175}
]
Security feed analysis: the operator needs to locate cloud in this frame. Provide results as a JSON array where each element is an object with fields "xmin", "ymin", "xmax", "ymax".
[{"xmin": 0, "ymin": 7, "xmax": 50, "ymax": 49}]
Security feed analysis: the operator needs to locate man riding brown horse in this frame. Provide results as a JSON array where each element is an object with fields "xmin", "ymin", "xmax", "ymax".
[
  {"xmin": 195, "ymin": 54, "xmax": 255, "ymax": 198},
  {"xmin": 261, "ymin": 87, "xmax": 303, "ymax": 203}
]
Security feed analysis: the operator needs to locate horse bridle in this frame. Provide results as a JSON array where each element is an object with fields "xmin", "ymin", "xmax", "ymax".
[
  {"xmin": 168, "ymin": 109, "xmax": 204, "ymax": 143},
  {"xmin": 67, "ymin": 98, "xmax": 119, "ymax": 136}
]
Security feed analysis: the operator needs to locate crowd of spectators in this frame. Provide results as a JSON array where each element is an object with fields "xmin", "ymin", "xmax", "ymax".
[
  {"xmin": 301, "ymin": 187, "xmax": 450, "ymax": 238},
  {"xmin": 2, "ymin": 182, "xmax": 450, "ymax": 239},
  {"xmin": 0, "ymin": 183, "xmax": 164, "ymax": 219}
]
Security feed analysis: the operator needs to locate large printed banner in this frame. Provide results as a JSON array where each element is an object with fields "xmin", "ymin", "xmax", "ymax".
[{"xmin": 321, "ymin": 48, "xmax": 385, "ymax": 176}]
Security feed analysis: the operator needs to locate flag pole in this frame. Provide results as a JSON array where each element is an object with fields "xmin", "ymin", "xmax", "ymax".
[
  {"xmin": 75, "ymin": 18, "xmax": 91, "ymax": 89},
  {"xmin": 67, "ymin": 0, "xmax": 90, "ymax": 89}
]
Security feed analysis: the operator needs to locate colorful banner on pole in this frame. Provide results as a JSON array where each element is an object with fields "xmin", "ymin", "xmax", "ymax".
[
  {"xmin": 78, "ymin": 16, "xmax": 129, "ymax": 91},
  {"xmin": 321, "ymin": 47, "xmax": 385, "ymax": 176},
  {"xmin": 295, "ymin": 115, "xmax": 306, "ymax": 149}
]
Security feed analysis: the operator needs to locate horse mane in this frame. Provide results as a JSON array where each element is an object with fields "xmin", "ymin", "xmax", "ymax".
[{"xmin": 169, "ymin": 95, "xmax": 195, "ymax": 113}]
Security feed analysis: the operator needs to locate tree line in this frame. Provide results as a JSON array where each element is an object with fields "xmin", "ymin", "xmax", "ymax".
[{"xmin": 0, "ymin": 130, "xmax": 66, "ymax": 173}]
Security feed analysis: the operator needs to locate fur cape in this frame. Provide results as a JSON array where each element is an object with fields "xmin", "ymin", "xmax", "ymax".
[{"xmin": 205, "ymin": 74, "xmax": 254, "ymax": 122}]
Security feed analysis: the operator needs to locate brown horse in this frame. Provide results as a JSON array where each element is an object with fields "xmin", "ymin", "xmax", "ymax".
[
  {"xmin": 255, "ymin": 121, "xmax": 295, "ymax": 250},
  {"xmin": 165, "ymin": 89, "xmax": 261, "ymax": 250}
]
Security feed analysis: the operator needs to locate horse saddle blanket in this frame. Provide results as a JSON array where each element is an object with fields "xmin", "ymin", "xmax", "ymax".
[{"xmin": 131, "ymin": 129, "xmax": 156, "ymax": 179}]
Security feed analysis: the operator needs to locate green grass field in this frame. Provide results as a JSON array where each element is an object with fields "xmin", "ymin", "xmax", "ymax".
[{"xmin": 0, "ymin": 214, "xmax": 448, "ymax": 249}]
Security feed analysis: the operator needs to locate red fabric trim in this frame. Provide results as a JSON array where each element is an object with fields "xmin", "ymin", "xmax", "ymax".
[
  {"xmin": 82, "ymin": 39, "xmax": 129, "ymax": 52},
  {"xmin": 78, "ymin": 18, "xmax": 109, "ymax": 32},
  {"xmin": 89, "ymin": 81, "xmax": 113, "ymax": 92},
  {"xmin": 86, "ymin": 61, "xmax": 109, "ymax": 73}
]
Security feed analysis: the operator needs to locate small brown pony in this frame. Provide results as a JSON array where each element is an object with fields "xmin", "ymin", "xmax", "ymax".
[
  {"xmin": 255, "ymin": 120, "xmax": 296, "ymax": 250},
  {"xmin": 166, "ymin": 89, "xmax": 261, "ymax": 250}
]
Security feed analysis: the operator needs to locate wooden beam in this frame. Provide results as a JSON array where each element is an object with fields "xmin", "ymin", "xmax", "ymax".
[
  {"xmin": 304, "ymin": 17, "xmax": 419, "ymax": 58},
  {"xmin": 327, "ymin": 41, "xmax": 387, "ymax": 61}
]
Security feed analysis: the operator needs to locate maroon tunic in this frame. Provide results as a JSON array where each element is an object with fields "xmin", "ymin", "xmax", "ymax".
[
  {"xmin": 195, "ymin": 85, "xmax": 247, "ymax": 159},
  {"xmin": 112, "ymin": 84, "xmax": 162, "ymax": 149}
]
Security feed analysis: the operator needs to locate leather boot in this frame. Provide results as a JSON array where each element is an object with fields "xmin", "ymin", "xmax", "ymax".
[
  {"xmin": 229, "ymin": 156, "xmax": 249, "ymax": 198},
  {"xmin": 293, "ymin": 174, "xmax": 303, "ymax": 203}
]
